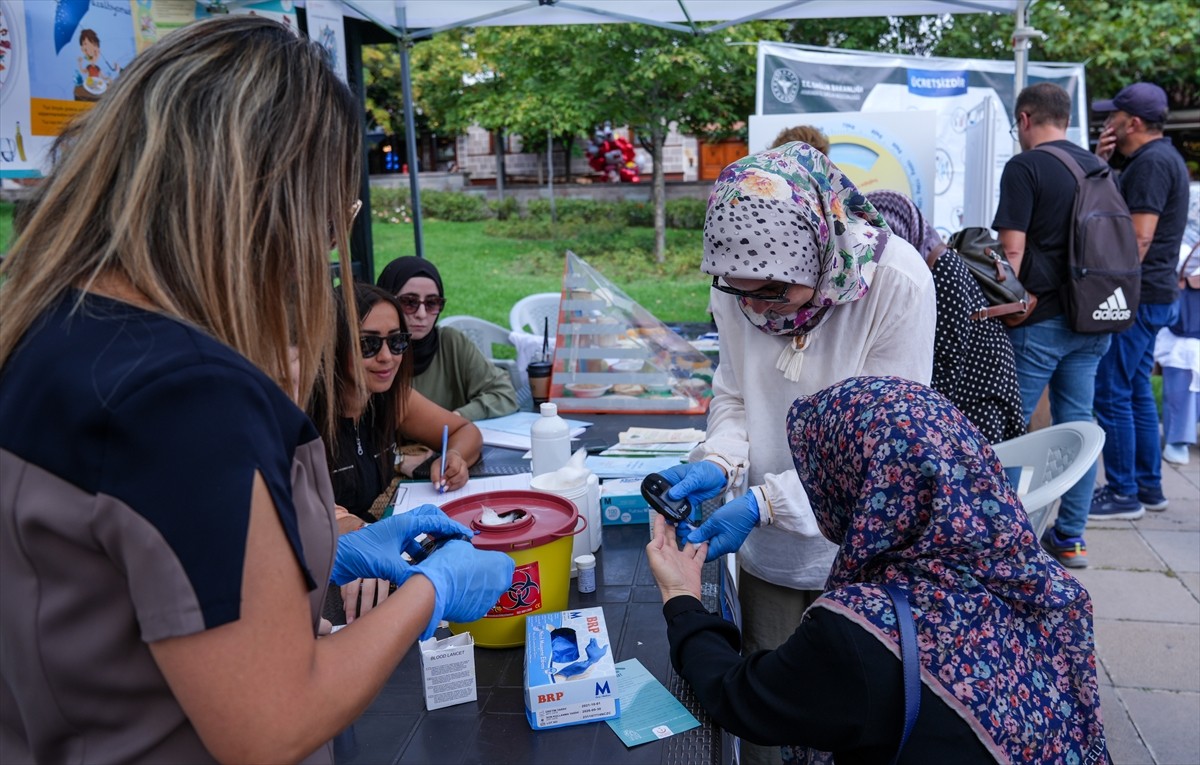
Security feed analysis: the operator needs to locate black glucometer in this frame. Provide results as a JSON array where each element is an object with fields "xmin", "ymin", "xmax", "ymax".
[{"xmin": 640, "ymin": 473, "xmax": 691, "ymax": 524}]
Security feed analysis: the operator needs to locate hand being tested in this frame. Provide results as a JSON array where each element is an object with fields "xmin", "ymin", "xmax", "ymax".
[
  {"xmin": 646, "ymin": 514, "xmax": 706, "ymax": 604},
  {"xmin": 660, "ymin": 461, "xmax": 727, "ymax": 509},
  {"xmin": 412, "ymin": 539, "xmax": 515, "ymax": 639},
  {"xmin": 684, "ymin": 491, "xmax": 759, "ymax": 561},
  {"xmin": 329, "ymin": 505, "xmax": 473, "ymax": 586},
  {"xmin": 341, "ymin": 578, "xmax": 391, "ymax": 624}
]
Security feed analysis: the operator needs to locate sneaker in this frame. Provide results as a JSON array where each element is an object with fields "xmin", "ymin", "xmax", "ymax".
[
  {"xmin": 1137, "ymin": 488, "xmax": 1169, "ymax": 512},
  {"xmin": 1042, "ymin": 527, "xmax": 1088, "ymax": 568},
  {"xmin": 1163, "ymin": 443, "xmax": 1191, "ymax": 466},
  {"xmin": 1088, "ymin": 485, "xmax": 1145, "ymax": 522}
]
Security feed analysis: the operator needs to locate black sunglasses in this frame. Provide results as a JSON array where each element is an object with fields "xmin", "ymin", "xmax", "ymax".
[
  {"xmin": 710, "ymin": 275, "xmax": 792, "ymax": 303},
  {"xmin": 397, "ymin": 295, "xmax": 447, "ymax": 315},
  {"xmin": 359, "ymin": 331, "xmax": 411, "ymax": 358}
]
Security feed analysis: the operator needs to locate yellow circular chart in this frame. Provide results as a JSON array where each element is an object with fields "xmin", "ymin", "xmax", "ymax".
[{"xmin": 826, "ymin": 134, "xmax": 912, "ymax": 198}]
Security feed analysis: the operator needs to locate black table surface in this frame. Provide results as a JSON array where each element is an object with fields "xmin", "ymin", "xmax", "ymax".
[{"xmin": 334, "ymin": 414, "xmax": 727, "ymax": 765}]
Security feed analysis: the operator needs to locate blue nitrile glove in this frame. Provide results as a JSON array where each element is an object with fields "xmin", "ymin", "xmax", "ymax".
[
  {"xmin": 661, "ymin": 461, "xmax": 728, "ymax": 509},
  {"xmin": 329, "ymin": 506, "xmax": 474, "ymax": 586},
  {"xmin": 556, "ymin": 637, "xmax": 608, "ymax": 678},
  {"xmin": 685, "ymin": 491, "xmax": 759, "ymax": 561},
  {"xmin": 550, "ymin": 628, "xmax": 580, "ymax": 663},
  {"xmin": 412, "ymin": 539, "xmax": 516, "ymax": 640}
]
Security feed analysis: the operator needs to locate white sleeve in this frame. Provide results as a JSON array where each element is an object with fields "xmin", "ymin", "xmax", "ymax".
[
  {"xmin": 859, "ymin": 257, "xmax": 936, "ymax": 385},
  {"xmin": 689, "ymin": 294, "xmax": 749, "ymax": 488},
  {"xmin": 757, "ymin": 470, "xmax": 823, "ymax": 537}
]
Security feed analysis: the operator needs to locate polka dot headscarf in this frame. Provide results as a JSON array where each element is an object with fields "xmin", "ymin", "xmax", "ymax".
[{"xmin": 703, "ymin": 142, "xmax": 890, "ymax": 337}]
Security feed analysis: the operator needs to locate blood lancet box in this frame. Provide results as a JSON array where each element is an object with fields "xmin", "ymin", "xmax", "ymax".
[{"xmin": 523, "ymin": 607, "xmax": 619, "ymax": 730}]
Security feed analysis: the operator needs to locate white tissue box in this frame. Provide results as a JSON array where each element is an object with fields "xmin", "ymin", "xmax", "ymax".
[
  {"xmin": 523, "ymin": 607, "xmax": 619, "ymax": 729},
  {"xmin": 419, "ymin": 632, "xmax": 477, "ymax": 710}
]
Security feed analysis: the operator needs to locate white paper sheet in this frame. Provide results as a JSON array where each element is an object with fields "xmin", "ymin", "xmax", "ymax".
[
  {"xmin": 391, "ymin": 474, "xmax": 534, "ymax": 515},
  {"xmin": 476, "ymin": 411, "xmax": 591, "ymax": 450}
]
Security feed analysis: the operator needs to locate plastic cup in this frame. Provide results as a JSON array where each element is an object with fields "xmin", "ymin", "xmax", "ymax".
[{"xmin": 528, "ymin": 360, "xmax": 552, "ymax": 408}]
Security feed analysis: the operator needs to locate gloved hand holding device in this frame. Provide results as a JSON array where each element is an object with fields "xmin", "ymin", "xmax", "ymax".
[
  {"xmin": 683, "ymin": 491, "xmax": 760, "ymax": 561},
  {"xmin": 330, "ymin": 505, "xmax": 473, "ymax": 586},
  {"xmin": 412, "ymin": 539, "xmax": 516, "ymax": 639}
]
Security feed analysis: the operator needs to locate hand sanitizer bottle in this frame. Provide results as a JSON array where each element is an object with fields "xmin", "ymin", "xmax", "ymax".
[{"xmin": 531, "ymin": 403, "xmax": 570, "ymax": 477}]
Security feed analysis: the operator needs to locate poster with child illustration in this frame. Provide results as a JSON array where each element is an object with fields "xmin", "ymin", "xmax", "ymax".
[{"xmin": 23, "ymin": 0, "xmax": 133, "ymax": 136}]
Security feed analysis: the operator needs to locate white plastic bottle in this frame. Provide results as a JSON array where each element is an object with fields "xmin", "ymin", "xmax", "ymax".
[{"xmin": 530, "ymin": 402, "xmax": 571, "ymax": 477}]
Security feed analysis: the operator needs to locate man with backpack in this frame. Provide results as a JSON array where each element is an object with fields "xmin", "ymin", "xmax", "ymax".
[
  {"xmin": 1089, "ymin": 82, "xmax": 1190, "ymax": 520},
  {"xmin": 992, "ymin": 83, "xmax": 1116, "ymax": 568}
]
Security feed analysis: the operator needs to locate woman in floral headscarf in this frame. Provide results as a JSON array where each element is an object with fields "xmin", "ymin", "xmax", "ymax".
[
  {"xmin": 647, "ymin": 376, "xmax": 1106, "ymax": 765},
  {"xmin": 660, "ymin": 143, "xmax": 936, "ymax": 765}
]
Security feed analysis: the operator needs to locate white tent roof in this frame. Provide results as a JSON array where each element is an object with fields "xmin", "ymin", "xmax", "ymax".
[
  {"xmin": 346, "ymin": 1, "xmax": 1018, "ymax": 38},
  {"xmin": 332, "ymin": 0, "xmax": 1024, "ymax": 262}
]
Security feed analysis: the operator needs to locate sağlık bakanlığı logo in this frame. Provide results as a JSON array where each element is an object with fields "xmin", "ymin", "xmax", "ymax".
[{"xmin": 771, "ymin": 67, "xmax": 799, "ymax": 104}]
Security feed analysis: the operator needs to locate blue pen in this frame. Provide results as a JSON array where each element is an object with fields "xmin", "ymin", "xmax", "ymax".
[{"xmin": 438, "ymin": 424, "xmax": 449, "ymax": 494}]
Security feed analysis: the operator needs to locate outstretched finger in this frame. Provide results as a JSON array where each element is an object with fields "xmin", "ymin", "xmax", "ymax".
[{"xmin": 648, "ymin": 514, "xmax": 668, "ymax": 552}]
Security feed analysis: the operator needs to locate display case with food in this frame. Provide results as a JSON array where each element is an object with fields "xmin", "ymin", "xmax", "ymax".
[{"xmin": 548, "ymin": 252, "xmax": 714, "ymax": 414}]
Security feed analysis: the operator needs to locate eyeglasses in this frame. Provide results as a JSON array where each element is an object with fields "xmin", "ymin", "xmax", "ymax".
[
  {"xmin": 1009, "ymin": 112, "xmax": 1024, "ymax": 140},
  {"xmin": 397, "ymin": 295, "xmax": 447, "ymax": 315},
  {"xmin": 359, "ymin": 331, "xmax": 410, "ymax": 358},
  {"xmin": 710, "ymin": 275, "xmax": 792, "ymax": 303}
]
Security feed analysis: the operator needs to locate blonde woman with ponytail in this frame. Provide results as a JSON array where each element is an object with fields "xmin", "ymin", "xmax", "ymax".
[{"xmin": 0, "ymin": 16, "xmax": 512, "ymax": 763}]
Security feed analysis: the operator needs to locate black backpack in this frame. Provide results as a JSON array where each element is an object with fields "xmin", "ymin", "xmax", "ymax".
[{"xmin": 1036, "ymin": 144, "xmax": 1140, "ymax": 334}]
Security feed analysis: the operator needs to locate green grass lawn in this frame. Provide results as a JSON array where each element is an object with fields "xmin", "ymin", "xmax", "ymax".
[
  {"xmin": 369, "ymin": 218, "xmax": 711, "ymax": 326},
  {"xmin": 2, "ymin": 201, "xmax": 712, "ymax": 325}
]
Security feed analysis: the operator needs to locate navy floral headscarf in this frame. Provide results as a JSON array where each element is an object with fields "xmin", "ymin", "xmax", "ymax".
[{"xmin": 787, "ymin": 377, "xmax": 1106, "ymax": 764}]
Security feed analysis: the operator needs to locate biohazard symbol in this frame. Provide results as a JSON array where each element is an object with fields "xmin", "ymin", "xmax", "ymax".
[{"xmin": 488, "ymin": 561, "xmax": 542, "ymax": 617}]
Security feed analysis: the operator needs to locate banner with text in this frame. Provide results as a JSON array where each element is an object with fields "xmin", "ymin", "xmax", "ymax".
[{"xmin": 756, "ymin": 42, "xmax": 1087, "ymax": 238}]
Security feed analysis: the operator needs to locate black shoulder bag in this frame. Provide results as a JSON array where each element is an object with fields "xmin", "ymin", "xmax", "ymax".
[{"xmin": 946, "ymin": 227, "xmax": 1038, "ymax": 327}]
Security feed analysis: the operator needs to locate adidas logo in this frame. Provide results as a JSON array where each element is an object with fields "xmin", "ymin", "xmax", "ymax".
[{"xmin": 1093, "ymin": 287, "xmax": 1132, "ymax": 322}]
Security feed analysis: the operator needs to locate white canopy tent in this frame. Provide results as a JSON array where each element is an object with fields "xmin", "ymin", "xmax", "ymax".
[{"xmin": 328, "ymin": 0, "xmax": 1028, "ymax": 262}]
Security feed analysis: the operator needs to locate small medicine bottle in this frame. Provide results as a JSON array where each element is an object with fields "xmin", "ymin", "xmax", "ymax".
[{"xmin": 574, "ymin": 554, "xmax": 596, "ymax": 594}]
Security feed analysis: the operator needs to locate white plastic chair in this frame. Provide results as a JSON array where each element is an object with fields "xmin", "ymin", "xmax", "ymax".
[
  {"xmin": 509, "ymin": 292, "xmax": 561, "ymax": 339},
  {"xmin": 991, "ymin": 422, "xmax": 1106, "ymax": 537},
  {"xmin": 439, "ymin": 315, "xmax": 530, "ymax": 408}
]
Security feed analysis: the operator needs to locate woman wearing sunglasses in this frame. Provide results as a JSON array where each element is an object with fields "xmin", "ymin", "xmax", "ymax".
[
  {"xmin": 377, "ymin": 256, "xmax": 519, "ymax": 421},
  {"xmin": 309, "ymin": 283, "xmax": 483, "ymax": 523}
]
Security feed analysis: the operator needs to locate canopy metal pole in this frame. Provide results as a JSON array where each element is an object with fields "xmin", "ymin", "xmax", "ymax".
[
  {"xmin": 400, "ymin": 36, "xmax": 425, "ymax": 258},
  {"xmin": 1011, "ymin": 1, "xmax": 1045, "ymax": 152},
  {"xmin": 495, "ymin": 129, "xmax": 506, "ymax": 205},
  {"xmin": 1013, "ymin": 1, "xmax": 1028, "ymax": 96},
  {"xmin": 547, "ymin": 131, "xmax": 556, "ymax": 223}
]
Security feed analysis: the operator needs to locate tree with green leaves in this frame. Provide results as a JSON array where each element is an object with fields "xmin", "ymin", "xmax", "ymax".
[{"xmin": 580, "ymin": 22, "xmax": 785, "ymax": 261}]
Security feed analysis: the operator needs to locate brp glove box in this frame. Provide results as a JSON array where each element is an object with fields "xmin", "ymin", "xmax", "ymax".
[{"xmin": 523, "ymin": 607, "xmax": 619, "ymax": 730}]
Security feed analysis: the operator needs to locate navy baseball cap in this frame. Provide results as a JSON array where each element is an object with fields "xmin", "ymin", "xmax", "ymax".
[{"xmin": 1092, "ymin": 82, "xmax": 1168, "ymax": 122}]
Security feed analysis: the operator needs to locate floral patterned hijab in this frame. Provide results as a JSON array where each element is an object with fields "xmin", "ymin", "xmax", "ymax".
[
  {"xmin": 702, "ymin": 142, "xmax": 890, "ymax": 338},
  {"xmin": 787, "ymin": 377, "xmax": 1106, "ymax": 765}
]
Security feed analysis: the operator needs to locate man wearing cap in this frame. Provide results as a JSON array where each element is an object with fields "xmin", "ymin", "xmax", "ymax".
[{"xmin": 1089, "ymin": 82, "xmax": 1190, "ymax": 522}]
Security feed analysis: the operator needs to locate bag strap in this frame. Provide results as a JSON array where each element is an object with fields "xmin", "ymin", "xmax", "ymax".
[
  {"xmin": 970, "ymin": 299, "xmax": 1031, "ymax": 321},
  {"xmin": 884, "ymin": 583, "xmax": 921, "ymax": 765},
  {"xmin": 1035, "ymin": 144, "xmax": 1087, "ymax": 183}
]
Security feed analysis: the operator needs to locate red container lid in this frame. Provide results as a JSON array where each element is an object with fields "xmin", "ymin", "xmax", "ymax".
[{"xmin": 439, "ymin": 490, "xmax": 580, "ymax": 552}]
